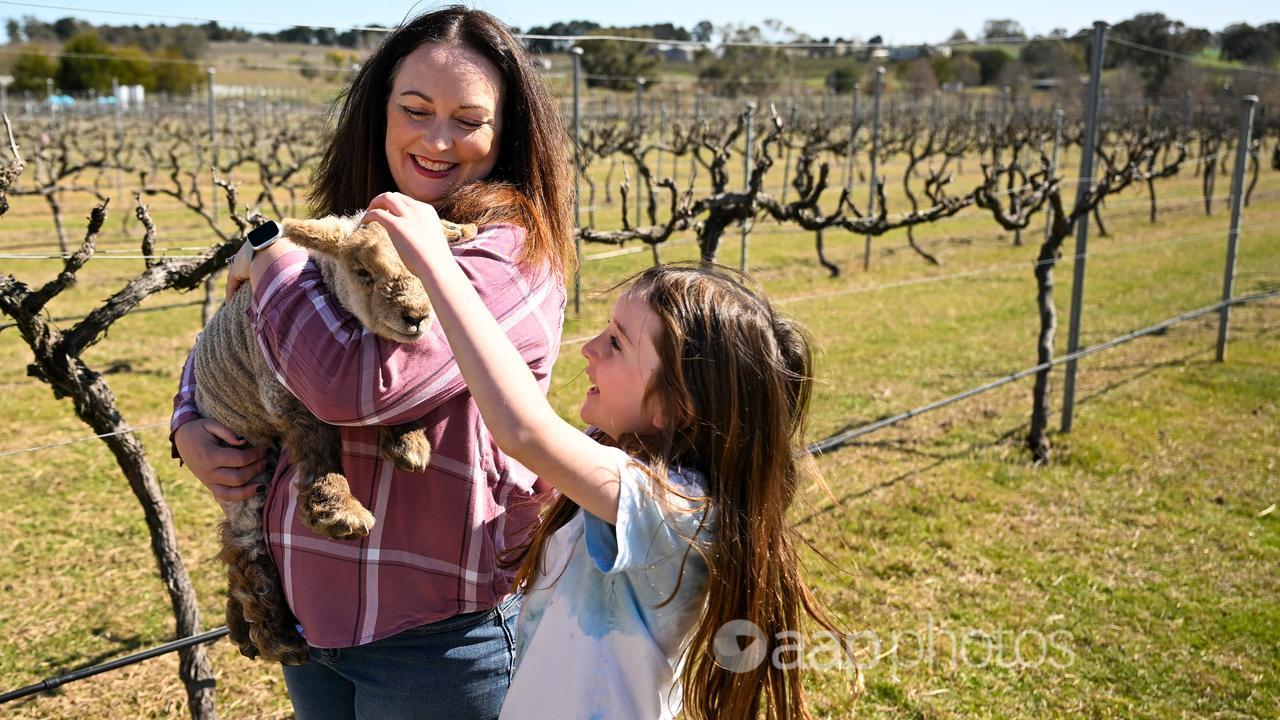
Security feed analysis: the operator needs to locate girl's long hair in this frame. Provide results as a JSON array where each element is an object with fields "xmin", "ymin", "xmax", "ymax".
[
  {"xmin": 507, "ymin": 264, "xmax": 859, "ymax": 719},
  {"xmin": 309, "ymin": 5, "xmax": 575, "ymax": 277}
]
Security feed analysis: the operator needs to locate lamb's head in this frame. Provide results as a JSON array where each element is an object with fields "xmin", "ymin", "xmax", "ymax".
[{"xmin": 281, "ymin": 216, "xmax": 434, "ymax": 343}]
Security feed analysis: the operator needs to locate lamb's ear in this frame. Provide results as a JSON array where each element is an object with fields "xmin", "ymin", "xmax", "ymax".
[{"xmin": 281, "ymin": 217, "xmax": 359, "ymax": 255}]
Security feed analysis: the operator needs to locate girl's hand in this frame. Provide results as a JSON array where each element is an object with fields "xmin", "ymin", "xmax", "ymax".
[
  {"xmin": 174, "ymin": 418, "xmax": 270, "ymax": 503},
  {"xmin": 362, "ymin": 192, "xmax": 452, "ymax": 278}
]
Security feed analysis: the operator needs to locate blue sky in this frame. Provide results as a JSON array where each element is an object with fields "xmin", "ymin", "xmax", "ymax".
[{"xmin": 0, "ymin": 0, "xmax": 1275, "ymax": 45}]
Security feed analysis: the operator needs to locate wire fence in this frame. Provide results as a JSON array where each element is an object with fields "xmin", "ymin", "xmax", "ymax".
[{"xmin": 805, "ymin": 290, "xmax": 1280, "ymax": 454}]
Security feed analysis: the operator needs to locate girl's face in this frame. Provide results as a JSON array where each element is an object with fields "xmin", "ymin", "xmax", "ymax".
[
  {"xmin": 384, "ymin": 42, "xmax": 504, "ymax": 203},
  {"xmin": 580, "ymin": 292, "xmax": 667, "ymax": 440}
]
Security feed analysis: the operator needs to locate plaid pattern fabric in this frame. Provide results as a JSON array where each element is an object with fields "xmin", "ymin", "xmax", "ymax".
[{"xmin": 172, "ymin": 224, "xmax": 564, "ymax": 648}]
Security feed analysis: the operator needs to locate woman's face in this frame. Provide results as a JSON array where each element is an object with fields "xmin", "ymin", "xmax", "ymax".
[{"xmin": 385, "ymin": 42, "xmax": 504, "ymax": 203}]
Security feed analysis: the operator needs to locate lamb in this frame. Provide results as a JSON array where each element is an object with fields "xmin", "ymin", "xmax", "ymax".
[{"xmin": 192, "ymin": 215, "xmax": 476, "ymax": 664}]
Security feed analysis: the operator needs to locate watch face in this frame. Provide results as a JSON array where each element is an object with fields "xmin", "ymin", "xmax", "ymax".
[{"xmin": 248, "ymin": 221, "xmax": 281, "ymax": 249}]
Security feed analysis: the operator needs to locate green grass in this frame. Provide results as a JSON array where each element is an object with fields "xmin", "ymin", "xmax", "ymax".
[
  {"xmin": 1192, "ymin": 47, "xmax": 1280, "ymax": 74},
  {"xmin": 0, "ymin": 144, "xmax": 1277, "ymax": 718}
]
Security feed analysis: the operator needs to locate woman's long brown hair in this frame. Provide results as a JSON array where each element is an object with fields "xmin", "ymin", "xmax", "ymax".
[
  {"xmin": 508, "ymin": 265, "xmax": 860, "ymax": 719},
  {"xmin": 308, "ymin": 5, "xmax": 575, "ymax": 277}
]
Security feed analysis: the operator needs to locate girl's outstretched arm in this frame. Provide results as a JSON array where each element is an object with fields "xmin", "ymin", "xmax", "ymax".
[{"xmin": 365, "ymin": 192, "xmax": 621, "ymax": 524}]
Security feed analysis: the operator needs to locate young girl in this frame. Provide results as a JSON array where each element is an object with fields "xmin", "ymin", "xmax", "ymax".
[{"xmin": 364, "ymin": 193, "xmax": 858, "ymax": 719}]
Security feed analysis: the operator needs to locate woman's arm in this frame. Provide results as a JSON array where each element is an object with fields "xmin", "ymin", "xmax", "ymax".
[
  {"xmin": 170, "ymin": 347, "xmax": 270, "ymax": 503},
  {"xmin": 365, "ymin": 193, "xmax": 622, "ymax": 524}
]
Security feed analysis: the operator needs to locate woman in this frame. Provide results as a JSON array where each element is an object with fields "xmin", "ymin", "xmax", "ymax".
[{"xmin": 170, "ymin": 7, "xmax": 574, "ymax": 718}]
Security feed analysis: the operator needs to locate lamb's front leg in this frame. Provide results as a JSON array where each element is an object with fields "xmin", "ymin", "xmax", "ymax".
[
  {"xmin": 286, "ymin": 415, "xmax": 375, "ymax": 541},
  {"xmin": 378, "ymin": 423, "xmax": 432, "ymax": 473}
]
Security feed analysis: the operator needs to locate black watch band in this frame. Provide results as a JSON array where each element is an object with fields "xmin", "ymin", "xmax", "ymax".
[{"xmin": 247, "ymin": 220, "xmax": 283, "ymax": 252}]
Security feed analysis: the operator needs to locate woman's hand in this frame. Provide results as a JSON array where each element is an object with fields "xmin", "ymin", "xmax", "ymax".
[
  {"xmin": 174, "ymin": 418, "xmax": 271, "ymax": 503},
  {"xmin": 362, "ymin": 192, "xmax": 452, "ymax": 278},
  {"xmin": 225, "ymin": 235, "xmax": 299, "ymax": 300},
  {"xmin": 225, "ymin": 240, "xmax": 255, "ymax": 300}
]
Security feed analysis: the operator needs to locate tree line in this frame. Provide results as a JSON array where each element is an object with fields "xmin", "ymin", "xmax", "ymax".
[
  {"xmin": 6, "ymin": 16, "xmax": 388, "ymax": 51},
  {"xmin": 8, "ymin": 33, "xmax": 205, "ymax": 94},
  {"xmin": 565, "ymin": 13, "xmax": 1278, "ymax": 99},
  {"xmin": 3, "ymin": 12, "xmax": 1277, "ymax": 99}
]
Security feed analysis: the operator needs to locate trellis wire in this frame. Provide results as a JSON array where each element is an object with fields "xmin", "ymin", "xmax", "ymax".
[
  {"xmin": 2, "ymin": 173, "xmax": 1261, "ymax": 264},
  {"xmin": 0, "ymin": 300, "xmax": 204, "ymax": 333},
  {"xmin": 0, "ymin": 422, "xmax": 168, "ymax": 458},
  {"xmin": 806, "ymin": 290, "xmax": 1280, "ymax": 455},
  {"xmin": 1106, "ymin": 35, "xmax": 1280, "ymax": 79},
  {"xmin": 776, "ymin": 219, "xmax": 1280, "ymax": 305},
  {"xmin": 0, "ymin": 253, "xmax": 208, "ymax": 260},
  {"xmin": 561, "ymin": 217, "xmax": 1280, "ymax": 346},
  {"xmin": 0, "ymin": 215, "xmax": 1253, "ymax": 388}
]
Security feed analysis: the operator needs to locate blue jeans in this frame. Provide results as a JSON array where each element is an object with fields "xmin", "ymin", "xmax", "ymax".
[{"xmin": 281, "ymin": 595, "xmax": 520, "ymax": 720}]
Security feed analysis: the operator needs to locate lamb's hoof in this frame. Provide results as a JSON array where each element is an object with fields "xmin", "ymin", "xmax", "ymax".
[
  {"xmin": 250, "ymin": 627, "xmax": 310, "ymax": 665},
  {"xmin": 299, "ymin": 473, "xmax": 376, "ymax": 540},
  {"xmin": 272, "ymin": 639, "xmax": 311, "ymax": 666},
  {"xmin": 380, "ymin": 426, "xmax": 431, "ymax": 473},
  {"xmin": 280, "ymin": 648, "xmax": 310, "ymax": 666},
  {"xmin": 235, "ymin": 642, "xmax": 261, "ymax": 661},
  {"xmin": 309, "ymin": 504, "xmax": 375, "ymax": 541}
]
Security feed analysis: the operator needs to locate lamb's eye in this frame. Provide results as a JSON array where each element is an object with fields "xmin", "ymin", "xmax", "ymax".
[{"xmin": 354, "ymin": 268, "xmax": 373, "ymax": 283}]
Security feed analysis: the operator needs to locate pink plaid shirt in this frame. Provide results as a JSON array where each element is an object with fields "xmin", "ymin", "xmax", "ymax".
[{"xmin": 171, "ymin": 224, "xmax": 564, "ymax": 648}]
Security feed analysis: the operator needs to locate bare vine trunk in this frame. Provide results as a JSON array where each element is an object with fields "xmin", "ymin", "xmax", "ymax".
[
  {"xmin": 1147, "ymin": 175, "xmax": 1158, "ymax": 223},
  {"xmin": 604, "ymin": 156, "xmax": 616, "ymax": 203},
  {"xmin": 1091, "ymin": 203, "xmax": 1108, "ymax": 237},
  {"xmin": 1008, "ymin": 165, "xmax": 1022, "ymax": 247},
  {"xmin": 814, "ymin": 229, "xmax": 840, "ymax": 278},
  {"xmin": 81, "ymin": 381, "xmax": 219, "ymax": 719},
  {"xmin": 1203, "ymin": 155, "xmax": 1217, "ymax": 215},
  {"xmin": 43, "ymin": 189, "xmax": 69, "ymax": 255},
  {"xmin": 581, "ymin": 173, "xmax": 597, "ymax": 227},
  {"xmin": 1028, "ymin": 237, "xmax": 1062, "ymax": 464},
  {"xmin": 0, "ymin": 121, "xmax": 246, "ymax": 715},
  {"xmin": 1245, "ymin": 149, "xmax": 1259, "ymax": 207},
  {"xmin": 901, "ymin": 160, "xmax": 941, "ymax": 265},
  {"xmin": 0, "ymin": 274, "xmax": 219, "ymax": 719},
  {"xmin": 698, "ymin": 216, "xmax": 732, "ymax": 264}
]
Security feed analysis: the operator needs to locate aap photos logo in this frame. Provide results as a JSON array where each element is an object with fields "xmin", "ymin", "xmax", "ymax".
[
  {"xmin": 713, "ymin": 619, "xmax": 769, "ymax": 672},
  {"xmin": 710, "ymin": 617, "xmax": 1077, "ymax": 676}
]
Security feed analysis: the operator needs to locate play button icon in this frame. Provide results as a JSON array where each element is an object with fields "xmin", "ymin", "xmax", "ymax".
[{"xmin": 713, "ymin": 619, "xmax": 768, "ymax": 673}]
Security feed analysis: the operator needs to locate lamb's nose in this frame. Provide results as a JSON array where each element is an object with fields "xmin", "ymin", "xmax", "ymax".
[{"xmin": 403, "ymin": 313, "xmax": 427, "ymax": 329}]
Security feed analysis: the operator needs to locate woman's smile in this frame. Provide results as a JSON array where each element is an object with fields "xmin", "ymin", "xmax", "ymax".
[{"xmin": 411, "ymin": 154, "xmax": 460, "ymax": 179}]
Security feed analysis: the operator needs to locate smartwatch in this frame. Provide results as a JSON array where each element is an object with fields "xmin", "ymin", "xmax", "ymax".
[{"xmin": 247, "ymin": 220, "xmax": 283, "ymax": 253}]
